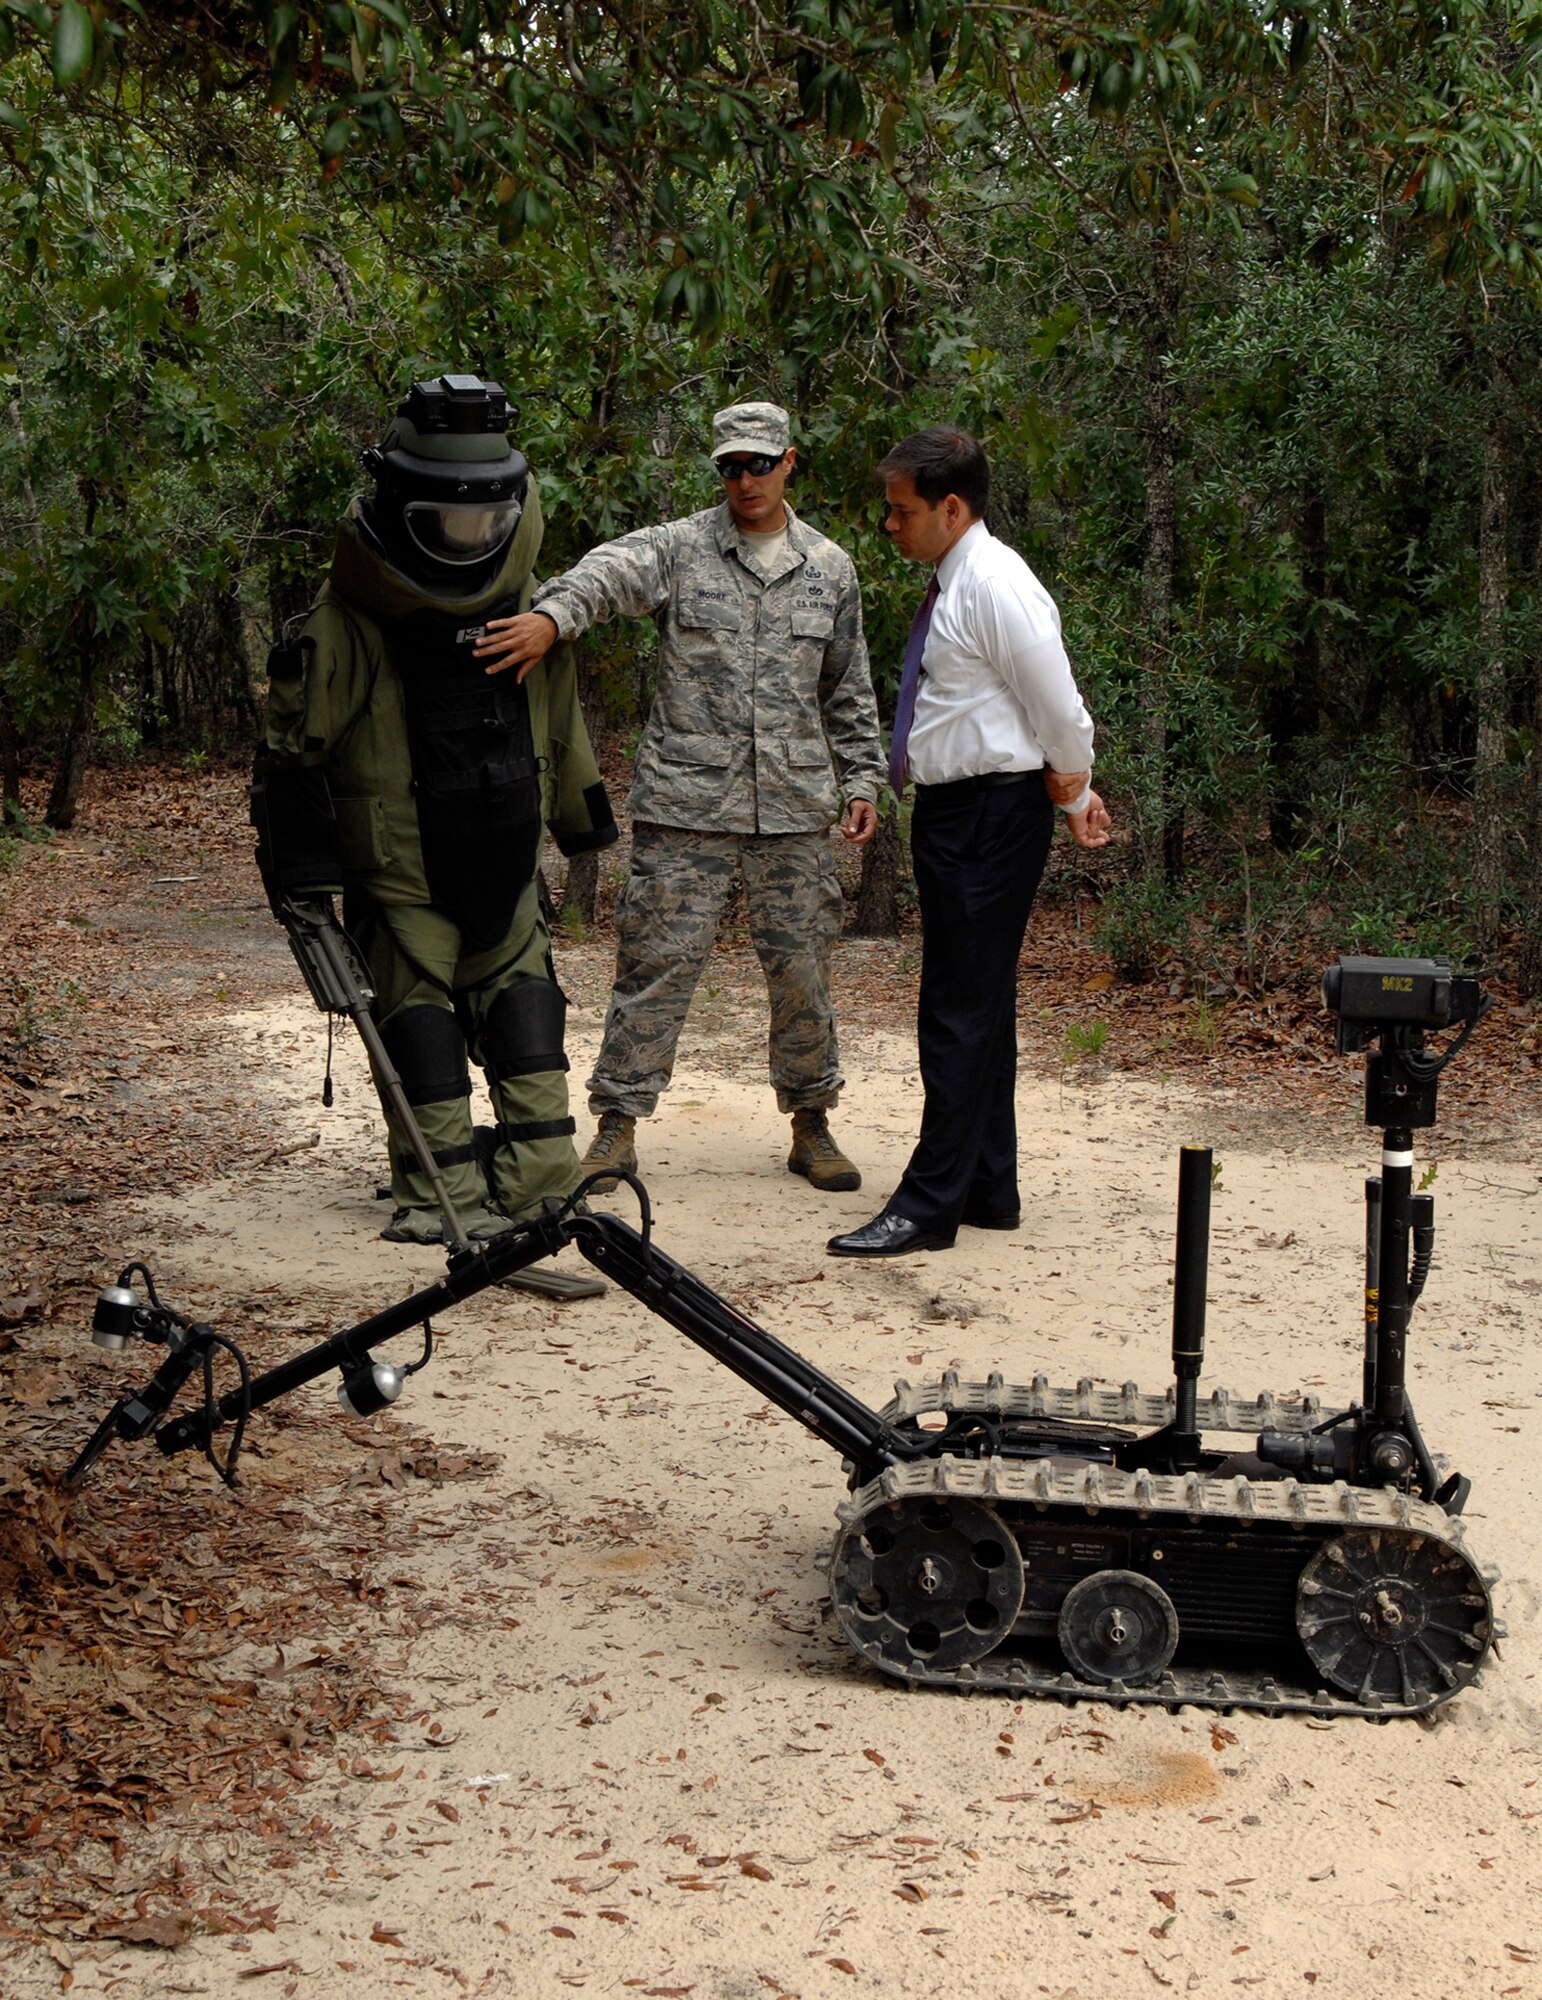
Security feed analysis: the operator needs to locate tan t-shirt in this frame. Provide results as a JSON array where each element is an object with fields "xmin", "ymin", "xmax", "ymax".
[{"xmin": 740, "ymin": 524, "xmax": 791, "ymax": 573}]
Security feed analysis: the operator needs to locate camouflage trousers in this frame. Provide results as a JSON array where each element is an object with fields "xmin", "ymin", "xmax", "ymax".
[
  {"xmin": 349, "ymin": 882, "xmax": 581, "ymax": 1223},
  {"xmin": 587, "ymin": 822, "xmax": 845, "ymax": 1119}
]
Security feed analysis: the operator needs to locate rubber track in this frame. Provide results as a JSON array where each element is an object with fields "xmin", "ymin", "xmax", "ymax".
[{"xmin": 825, "ymin": 1421, "xmax": 1501, "ymax": 1720}]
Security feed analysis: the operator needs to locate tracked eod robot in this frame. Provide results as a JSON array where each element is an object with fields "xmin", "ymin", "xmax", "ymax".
[{"xmin": 69, "ymin": 920, "xmax": 1501, "ymax": 1719}]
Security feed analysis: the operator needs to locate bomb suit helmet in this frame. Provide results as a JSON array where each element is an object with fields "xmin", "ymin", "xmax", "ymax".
[{"xmin": 361, "ymin": 374, "xmax": 528, "ymax": 592}]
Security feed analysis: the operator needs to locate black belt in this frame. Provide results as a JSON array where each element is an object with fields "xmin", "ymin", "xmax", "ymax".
[{"xmin": 915, "ymin": 770, "xmax": 1042, "ymax": 797}]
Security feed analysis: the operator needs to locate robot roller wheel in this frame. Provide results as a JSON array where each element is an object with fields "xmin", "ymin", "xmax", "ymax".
[{"xmin": 1056, "ymin": 1569, "xmax": 1180, "ymax": 1686}]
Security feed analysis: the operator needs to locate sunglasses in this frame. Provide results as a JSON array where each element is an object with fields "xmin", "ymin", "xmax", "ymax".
[{"xmin": 717, "ymin": 452, "xmax": 783, "ymax": 481}]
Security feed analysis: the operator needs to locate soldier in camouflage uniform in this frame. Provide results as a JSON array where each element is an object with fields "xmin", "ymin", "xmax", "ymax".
[{"xmin": 474, "ymin": 400, "xmax": 886, "ymax": 1194}]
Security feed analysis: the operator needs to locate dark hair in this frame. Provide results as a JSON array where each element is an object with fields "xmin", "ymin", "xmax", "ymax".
[{"xmin": 878, "ymin": 427, "xmax": 989, "ymax": 517}]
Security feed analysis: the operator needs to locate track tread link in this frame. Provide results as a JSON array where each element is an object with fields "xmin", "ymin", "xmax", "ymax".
[{"xmin": 828, "ymin": 1375, "xmax": 1499, "ymax": 1721}]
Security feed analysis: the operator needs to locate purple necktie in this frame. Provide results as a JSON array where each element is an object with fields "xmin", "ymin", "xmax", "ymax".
[{"xmin": 887, "ymin": 575, "xmax": 939, "ymax": 794}]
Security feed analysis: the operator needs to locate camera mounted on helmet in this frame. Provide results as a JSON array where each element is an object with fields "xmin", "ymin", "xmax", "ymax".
[{"xmin": 361, "ymin": 373, "xmax": 528, "ymax": 590}]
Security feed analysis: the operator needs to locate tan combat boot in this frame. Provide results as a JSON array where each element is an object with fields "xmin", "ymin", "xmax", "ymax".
[
  {"xmin": 579, "ymin": 1110, "xmax": 639, "ymax": 1193},
  {"xmin": 788, "ymin": 1108, "xmax": 861, "ymax": 1193}
]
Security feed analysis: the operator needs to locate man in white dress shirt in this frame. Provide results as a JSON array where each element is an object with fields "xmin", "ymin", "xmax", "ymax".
[{"xmin": 828, "ymin": 427, "xmax": 1111, "ymax": 1258}]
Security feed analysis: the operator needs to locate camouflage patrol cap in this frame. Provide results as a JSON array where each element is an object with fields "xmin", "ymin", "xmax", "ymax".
[{"xmin": 711, "ymin": 400, "xmax": 792, "ymax": 461}]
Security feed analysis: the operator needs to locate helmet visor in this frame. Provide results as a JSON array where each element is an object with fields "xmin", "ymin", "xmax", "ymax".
[{"xmin": 403, "ymin": 497, "xmax": 522, "ymax": 565}]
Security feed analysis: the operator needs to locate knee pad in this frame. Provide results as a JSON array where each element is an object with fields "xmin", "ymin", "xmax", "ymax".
[
  {"xmin": 482, "ymin": 976, "xmax": 569, "ymax": 1080},
  {"xmin": 378, "ymin": 1003, "xmax": 471, "ymax": 1107}
]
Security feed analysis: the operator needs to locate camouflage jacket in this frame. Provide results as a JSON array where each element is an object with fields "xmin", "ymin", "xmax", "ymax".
[{"xmin": 533, "ymin": 502, "xmax": 885, "ymax": 835}]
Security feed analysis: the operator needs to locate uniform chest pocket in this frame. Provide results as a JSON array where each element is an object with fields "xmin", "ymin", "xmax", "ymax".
[
  {"xmin": 677, "ymin": 589, "xmax": 743, "ymax": 633},
  {"xmin": 790, "ymin": 602, "xmax": 835, "ymax": 640}
]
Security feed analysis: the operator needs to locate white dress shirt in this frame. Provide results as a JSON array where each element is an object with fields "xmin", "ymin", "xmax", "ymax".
[{"xmin": 906, "ymin": 518, "xmax": 1096, "ymax": 787}]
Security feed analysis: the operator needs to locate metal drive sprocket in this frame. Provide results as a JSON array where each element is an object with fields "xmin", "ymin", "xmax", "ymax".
[{"xmin": 1296, "ymin": 1528, "xmax": 1493, "ymax": 1706}]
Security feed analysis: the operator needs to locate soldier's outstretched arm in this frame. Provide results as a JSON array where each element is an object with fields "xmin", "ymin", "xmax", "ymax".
[
  {"xmin": 477, "ymin": 519, "xmax": 685, "ymax": 673},
  {"xmin": 531, "ymin": 520, "xmax": 686, "ymax": 640}
]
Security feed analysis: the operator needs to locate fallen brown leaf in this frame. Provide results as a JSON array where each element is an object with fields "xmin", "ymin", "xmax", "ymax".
[{"xmin": 98, "ymin": 1914, "xmax": 193, "ymax": 1949}]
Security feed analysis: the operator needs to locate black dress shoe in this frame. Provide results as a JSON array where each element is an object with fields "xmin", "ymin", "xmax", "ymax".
[
  {"xmin": 827, "ymin": 1211, "xmax": 953, "ymax": 1257},
  {"xmin": 961, "ymin": 1209, "xmax": 1021, "ymax": 1231}
]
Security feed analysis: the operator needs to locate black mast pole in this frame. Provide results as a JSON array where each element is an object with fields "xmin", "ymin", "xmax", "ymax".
[
  {"xmin": 1362, "ymin": 1175, "xmax": 1381, "ymax": 1409},
  {"xmin": 1372, "ymin": 1126, "xmax": 1413, "ymax": 1427},
  {"xmin": 1170, "ymin": 1144, "xmax": 1212, "ymax": 1456}
]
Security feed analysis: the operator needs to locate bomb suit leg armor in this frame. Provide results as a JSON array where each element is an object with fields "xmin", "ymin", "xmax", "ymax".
[
  {"xmin": 471, "ymin": 894, "xmax": 580, "ymax": 1222},
  {"xmin": 355, "ymin": 890, "xmax": 582, "ymax": 1238}
]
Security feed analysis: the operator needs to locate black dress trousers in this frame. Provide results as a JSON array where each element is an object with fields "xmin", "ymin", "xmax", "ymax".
[{"xmin": 889, "ymin": 772, "xmax": 1054, "ymax": 1239}]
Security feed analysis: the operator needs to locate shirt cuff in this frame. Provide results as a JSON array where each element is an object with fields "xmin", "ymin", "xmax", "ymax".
[
  {"xmin": 530, "ymin": 591, "xmax": 580, "ymax": 642},
  {"xmin": 1055, "ymin": 783, "xmax": 1093, "ymax": 817}
]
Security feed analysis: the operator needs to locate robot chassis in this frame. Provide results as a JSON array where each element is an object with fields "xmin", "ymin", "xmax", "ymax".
[{"xmin": 67, "ymin": 920, "xmax": 1501, "ymax": 1722}]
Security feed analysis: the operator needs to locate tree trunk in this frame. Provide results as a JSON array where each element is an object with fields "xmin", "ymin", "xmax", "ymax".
[
  {"xmin": 1518, "ymin": 503, "xmax": 1542, "ymax": 995},
  {"xmin": 563, "ymin": 847, "xmax": 600, "ymax": 927},
  {"xmin": 4, "ymin": 395, "xmax": 43, "ymax": 819},
  {"xmin": 0, "ymin": 666, "xmax": 21, "ymax": 822},
  {"xmin": 1137, "ymin": 246, "xmax": 1180, "ymax": 881},
  {"xmin": 1470, "ymin": 412, "xmax": 1508, "ymax": 956},
  {"xmin": 45, "ymin": 645, "xmax": 97, "ymax": 830},
  {"xmin": 851, "ymin": 797, "xmax": 902, "ymax": 936},
  {"xmin": 138, "ymin": 636, "xmax": 162, "ymax": 747},
  {"xmin": 160, "ymin": 638, "xmax": 182, "ymax": 741},
  {"xmin": 1268, "ymin": 489, "xmax": 1327, "ymax": 851},
  {"xmin": 217, "ymin": 582, "xmax": 261, "ymax": 739}
]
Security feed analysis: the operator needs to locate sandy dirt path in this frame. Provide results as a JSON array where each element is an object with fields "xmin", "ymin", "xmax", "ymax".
[{"xmin": 10, "ymin": 960, "xmax": 1541, "ymax": 2000}]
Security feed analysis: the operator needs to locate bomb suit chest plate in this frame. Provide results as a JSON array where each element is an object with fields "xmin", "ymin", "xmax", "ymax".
[{"xmin": 391, "ymin": 595, "xmax": 540, "ymax": 949}]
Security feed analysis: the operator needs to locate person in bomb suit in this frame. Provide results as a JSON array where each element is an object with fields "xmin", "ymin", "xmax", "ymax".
[{"xmin": 253, "ymin": 374, "xmax": 617, "ymax": 1296}]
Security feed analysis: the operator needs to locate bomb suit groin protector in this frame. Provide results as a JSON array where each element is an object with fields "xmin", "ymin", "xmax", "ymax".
[{"xmin": 253, "ymin": 374, "xmax": 617, "ymax": 1247}]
